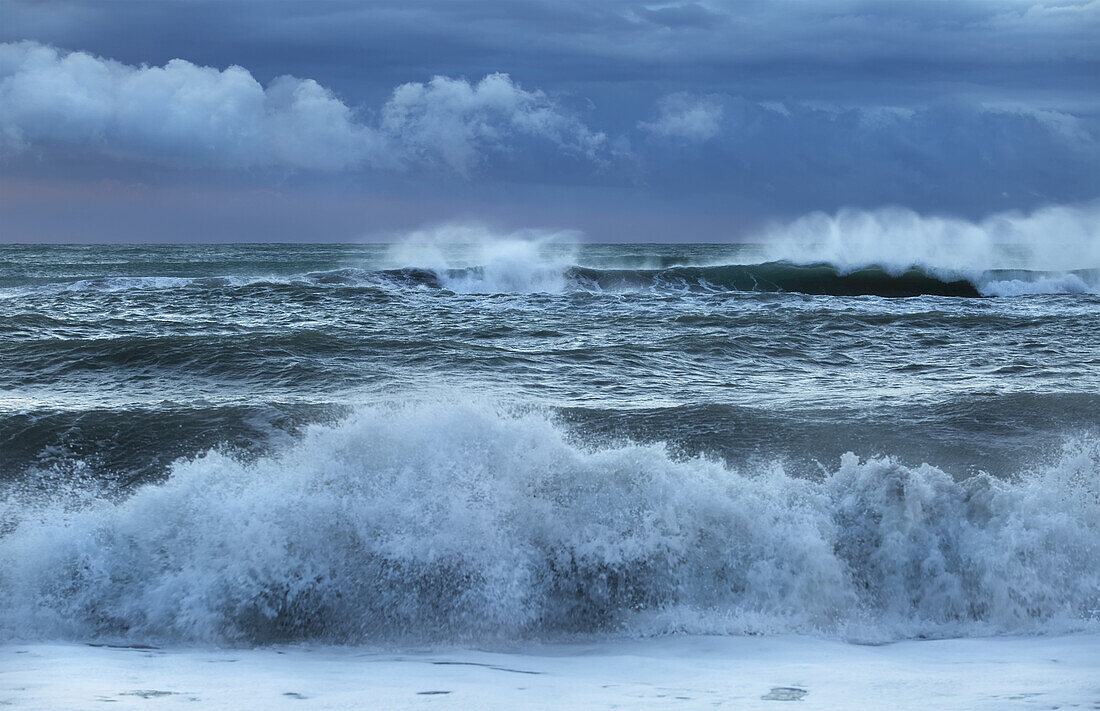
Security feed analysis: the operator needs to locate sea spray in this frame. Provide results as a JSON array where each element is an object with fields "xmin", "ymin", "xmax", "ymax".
[
  {"xmin": 384, "ymin": 224, "xmax": 580, "ymax": 294},
  {"xmin": 1, "ymin": 401, "xmax": 1097, "ymax": 645},
  {"xmin": 759, "ymin": 200, "xmax": 1100, "ymax": 293}
]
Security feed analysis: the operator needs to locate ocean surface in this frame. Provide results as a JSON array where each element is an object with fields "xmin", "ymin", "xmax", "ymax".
[{"xmin": 1, "ymin": 240, "xmax": 1098, "ymax": 646}]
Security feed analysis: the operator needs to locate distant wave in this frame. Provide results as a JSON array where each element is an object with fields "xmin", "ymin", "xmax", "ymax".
[
  {"xmin": 760, "ymin": 202, "xmax": 1100, "ymax": 268},
  {"xmin": 5, "ymin": 262, "xmax": 1097, "ymax": 298},
  {"xmin": 430, "ymin": 261, "xmax": 1098, "ymax": 297},
  {"xmin": 566, "ymin": 262, "xmax": 986, "ymax": 296},
  {"xmin": 2, "ymin": 401, "xmax": 1097, "ymax": 645}
]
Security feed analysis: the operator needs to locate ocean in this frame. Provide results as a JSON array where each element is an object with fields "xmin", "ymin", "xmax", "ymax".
[{"xmin": 0, "ymin": 240, "xmax": 1098, "ymax": 707}]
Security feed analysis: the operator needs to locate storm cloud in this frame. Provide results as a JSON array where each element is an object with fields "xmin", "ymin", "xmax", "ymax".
[{"xmin": 0, "ymin": 0, "xmax": 1097, "ymax": 241}]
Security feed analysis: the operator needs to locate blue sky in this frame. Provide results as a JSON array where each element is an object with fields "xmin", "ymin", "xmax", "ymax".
[{"xmin": 1, "ymin": 0, "xmax": 1097, "ymax": 242}]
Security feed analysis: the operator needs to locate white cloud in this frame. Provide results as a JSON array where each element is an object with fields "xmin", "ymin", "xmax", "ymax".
[
  {"xmin": 638, "ymin": 93, "xmax": 723, "ymax": 141},
  {"xmin": 380, "ymin": 73, "xmax": 606, "ymax": 175},
  {"xmin": 0, "ymin": 42, "xmax": 605, "ymax": 174},
  {"xmin": 0, "ymin": 41, "xmax": 375, "ymax": 170}
]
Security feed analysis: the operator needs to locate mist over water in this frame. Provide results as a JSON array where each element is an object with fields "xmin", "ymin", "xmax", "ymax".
[{"xmin": 2, "ymin": 205, "xmax": 1099, "ymax": 645}]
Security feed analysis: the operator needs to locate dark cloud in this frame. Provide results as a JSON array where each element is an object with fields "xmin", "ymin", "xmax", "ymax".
[
  {"xmin": 4, "ymin": 1, "xmax": 1096, "ymax": 104},
  {"xmin": 0, "ymin": 0, "xmax": 1097, "ymax": 241},
  {"xmin": 635, "ymin": 3, "xmax": 727, "ymax": 29},
  {"xmin": 636, "ymin": 96, "xmax": 1100, "ymax": 213}
]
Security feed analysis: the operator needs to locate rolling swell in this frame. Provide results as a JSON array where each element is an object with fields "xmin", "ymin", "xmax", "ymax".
[
  {"xmin": 567, "ymin": 262, "xmax": 983, "ymax": 297},
  {"xmin": 0, "ymin": 403, "xmax": 340, "ymax": 486},
  {"xmin": 1, "ymin": 402, "xmax": 1096, "ymax": 645},
  {"xmin": 7, "ymin": 261, "xmax": 1095, "ymax": 297},
  {"xmin": 327, "ymin": 261, "xmax": 990, "ymax": 297}
]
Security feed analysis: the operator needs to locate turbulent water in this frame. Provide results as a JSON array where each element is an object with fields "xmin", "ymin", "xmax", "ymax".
[{"xmin": 1, "ymin": 239, "xmax": 1098, "ymax": 645}]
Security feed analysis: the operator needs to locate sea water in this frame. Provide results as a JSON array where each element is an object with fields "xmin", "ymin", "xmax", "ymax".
[{"xmin": 0, "ymin": 237, "xmax": 1098, "ymax": 659}]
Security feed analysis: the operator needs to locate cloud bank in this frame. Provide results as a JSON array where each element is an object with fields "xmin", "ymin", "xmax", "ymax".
[{"xmin": 0, "ymin": 41, "xmax": 605, "ymax": 174}]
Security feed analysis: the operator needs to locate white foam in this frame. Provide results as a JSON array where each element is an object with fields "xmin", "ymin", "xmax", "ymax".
[
  {"xmin": 978, "ymin": 273, "xmax": 1093, "ymax": 297},
  {"xmin": 1, "ymin": 400, "xmax": 1097, "ymax": 645},
  {"xmin": 385, "ymin": 223, "xmax": 580, "ymax": 294},
  {"xmin": 3, "ymin": 634, "xmax": 1098, "ymax": 710},
  {"xmin": 759, "ymin": 200, "xmax": 1100, "ymax": 294},
  {"xmin": 64, "ymin": 276, "xmax": 197, "ymax": 292}
]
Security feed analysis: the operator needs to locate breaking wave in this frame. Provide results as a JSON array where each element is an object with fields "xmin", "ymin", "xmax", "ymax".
[
  {"xmin": 420, "ymin": 262, "xmax": 994, "ymax": 296},
  {"xmin": 1, "ymin": 401, "xmax": 1097, "ymax": 645},
  {"xmin": 5, "ymin": 262, "xmax": 1097, "ymax": 298},
  {"xmin": 4, "ymin": 203, "xmax": 1098, "ymax": 299},
  {"xmin": 761, "ymin": 201, "xmax": 1100, "ymax": 275},
  {"xmin": 758, "ymin": 201, "xmax": 1100, "ymax": 296}
]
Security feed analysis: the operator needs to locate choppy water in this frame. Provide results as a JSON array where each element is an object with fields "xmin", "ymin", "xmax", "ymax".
[{"xmin": 1, "ymin": 241, "xmax": 1098, "ymax": 645}]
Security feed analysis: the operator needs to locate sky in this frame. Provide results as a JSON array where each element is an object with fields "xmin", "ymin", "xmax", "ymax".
[{"xmin": 0, "ymin": 0, "xmax": 1097, "ymax": 242}]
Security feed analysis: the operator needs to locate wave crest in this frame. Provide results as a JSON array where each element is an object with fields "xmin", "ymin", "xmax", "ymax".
[
  {"xmin": 761, "ymin": 201, "xmax": 1100, "ymax": 273},
  {"xmin": 2, "ymin": 401, "xmax": 1097, "ymax": 645}
]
